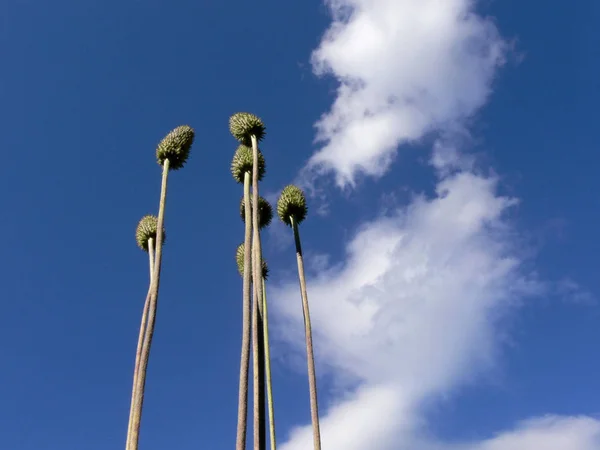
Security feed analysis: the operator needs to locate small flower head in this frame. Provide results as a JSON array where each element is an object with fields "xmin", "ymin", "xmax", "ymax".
[
  {"xmin": 231, "ymin": 145, "xmax": 266, "ymax": 184},
  {"xmin": 235, "ymin": 243, "xmax": 269, "ymax": 280},
  {"xmin": 229, "ymin": 112, "xmax": 265, "ymax": 145},
  {"xmin": 156, "ymin": 125, "xmax": 195, "ymax": 170},
  {"xmin": 135, "ymin": 215, "xmax": 166, "ymax": 252},
  {"xmin": 277, "ymin": 185, "xmax": 307, "ymax": 226},
  {"xmin": 240, "ymin": 196, "xmax": 273, "ymax": 229}
]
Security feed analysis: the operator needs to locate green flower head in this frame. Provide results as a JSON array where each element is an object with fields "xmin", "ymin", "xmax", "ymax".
[
  {"xmin": 230, "ymin": 144, "xmax": 266, "ymax": 184},
  {"xmin": 156, "ymin": 125, "xmax": 195, "ymax": 170},
  {"xmin": 135, "ymin": 215, "xmax": 166, "ymax": 252},
  {"xmin": 240, "ymin": 196, "xmax": 273, "ymax": 229},
  {"xmin": 235, "ymin": 243, "xmax": 269, "ymax": 280},
  {"xmin": 229, "ymin": 112, "xmax": 265, "ymax": 146},
  {"xmin": 277, "ymin": 185, "xmax": 307, "ymax": 227}
]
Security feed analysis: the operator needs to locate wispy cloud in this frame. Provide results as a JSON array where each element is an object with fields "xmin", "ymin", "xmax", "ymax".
[
  {"xmin": 273, "ymin": 168, "xmax": 551, "ymax": 449},
  {"xmin": 271, "ymin": 1, "xmax": 599, "ymax": 448},
  {"xmin": 305, "ymin": 0, "xmax": 505, "ymax": 187}
]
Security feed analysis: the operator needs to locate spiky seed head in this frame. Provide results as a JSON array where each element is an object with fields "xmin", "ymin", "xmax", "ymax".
[
  {"xmin": 235, "ymin": 243, "xmax": 269, "ymax": 280},
  {"xmin": 229, "ymin": 112, "xmax": 266, "ymax": 145},
  {"xmin": 231, "ymin": 145, "xmax": 266, "ymax": 184},
  {"xmin": 240, "ymin": 196, "xmax": 273, "ymax": 229},
  {"xmin": 277, "ymin": 185, "xmax": 307, "ymax": 227},
  {"xmin": 156, "ymin": 125, "xmax": 195, "ymax": 170},
  {"xmin": 135, "ymin": 215, "xmax": 166, "ymax": 252}
]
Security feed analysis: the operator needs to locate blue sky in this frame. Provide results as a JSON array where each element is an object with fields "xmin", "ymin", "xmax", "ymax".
[{"xmin": 0, "ymin": 1, "xmax": 598, "ymax": 449}]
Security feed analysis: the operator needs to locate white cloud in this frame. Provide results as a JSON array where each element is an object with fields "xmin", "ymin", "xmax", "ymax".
[
  {"xmin": 306, "ymin": 0, "xmax": 505, "ymax": 186},
  {"xmin": 467, "ymin": 416, "xmax": 600, "ymax": 450},
  {"xmin": 272, "ymin": 168, "xmax": 599, "ymax": 449},
  {"xmin": 272, "ymin": 1, "xmax": 599, "ymax": 448},
  {"xmin": 272, "ymin": 169, "xmax": 543, "ymax": 449}
]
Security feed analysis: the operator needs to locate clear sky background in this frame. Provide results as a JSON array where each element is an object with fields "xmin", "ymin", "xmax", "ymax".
[{"xmin": 1, "ymin": 1, "xmax": 599, "ymax": 449}]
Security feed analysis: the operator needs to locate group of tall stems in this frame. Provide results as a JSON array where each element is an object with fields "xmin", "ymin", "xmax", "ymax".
[{"xmin": 125, "ymin": 114, "xmax": 322, "ymax": 450}]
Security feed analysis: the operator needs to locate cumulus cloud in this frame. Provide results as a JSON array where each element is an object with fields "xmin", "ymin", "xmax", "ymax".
[
  {"xmin": 273, "ymin": 168, "xmax": 600, "ymax": 449},
  {"xmin": 273, "ymin": 169, "xmax": 545, "ymax": 449},
  {"xmin": 306, "ymin": 0, "xmax": 505, "ymax": 186},
  {"xmin": 272, "ymin": 0, "xmax": 599, "ymax": 448},
  {"xmin": 467, "ymin": 416, "xmax": 600, "ymax": 450}
]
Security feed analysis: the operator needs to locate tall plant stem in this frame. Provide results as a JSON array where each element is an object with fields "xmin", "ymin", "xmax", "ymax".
[
  {"xmin": 148, "ymin": 239, "xmax": 155, "ymax": 280},
  {"xmin": 129, "ymin": 158, "xmax": 170, "ymax": 450},
  {"xmin": 251, "ymin": 276, "xmax": 264, "ymax": 450},
  {"xmin": 236, "ymin": 171, "xmax": 253, "ymax": 450},
  {"xmin": 262, "ymin": 277, "xmax": 276, "ymax": 450},
  {"xmin": 250, "ymin": 134, "xmax": 266, "ymax": 450},
  {"xmin": 291, "ymin": 216, "xmax": 321, "ymax": 450},
  {"xmin": 125, "ymin": 240, "xmax": 154, "ymax": 449}
]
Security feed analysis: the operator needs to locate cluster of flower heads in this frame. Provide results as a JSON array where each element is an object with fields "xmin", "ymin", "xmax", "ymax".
[
  {"xmin": 134, "ymin": 115, "xmax": 308, "ymax": 258},
  {"xmin": 136, "ymin": 125, "xmax": 195, "ymax": 251}
]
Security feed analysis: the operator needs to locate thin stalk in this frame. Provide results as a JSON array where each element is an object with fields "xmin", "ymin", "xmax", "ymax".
[
  {"xmin": 149, "ymin": 239, "xmax": 155, "ymax": 280},
  {"xmin": 125, "ymin": 239, "xmax": 154, "ymax": 449},
  {"xmin": 250, "ymin": 134, "xmax": 266, "ymax": 450},
  {"xmin": 291, "ymin": 216, "xmax": 321, "ymax": 450},
  {"xmin": 129, "ymin": 158, "xmax": 170, "ymax": 450},
  {"xmin": 251, "ymin": 275, "xmax": 260, "ymax": 450},
  {"xmin": 236, "ymin": 171, "xmax": 253, "ymax": 450},
  {"xmin": 262, "ymin": 277, "xmax": 276, "ymax": 450}
]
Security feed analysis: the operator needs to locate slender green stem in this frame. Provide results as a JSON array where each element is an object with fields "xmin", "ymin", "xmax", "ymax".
[
  {"xmin": 262, "ymin": 277, "xmax": 276, "ymax": 450},
  {"xmin": 236, "ymin": 171, "xmax": 253, "ymax": 450},
  {"xmin": 125, "ymin": 240, "xmax": 154, "ymax": 450},
  {"xmin": 129, "ymin": 158, "xmax": 170, "ymax": 450},
  {"xmin": 250, "ymin": 134, "xmax": 266, "ymax": 450},
  {"xmin": 148, "ymin": 238, "xmax": 155, "ymax": 280},
  {"xmin": 291, "ymin": 216, "xmax": 321, "ymax": 450}
]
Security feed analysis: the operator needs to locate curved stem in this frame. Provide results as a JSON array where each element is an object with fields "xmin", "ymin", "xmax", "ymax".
[
  {"xmin": 262, "ymin": 277, "xmax": 276, "ymax": 450},
  {"xmin": 125, "ymin": 240, "xmax": 154, "ymax": 450},
  {"xmin": 129, "ymin": 158, "xmax": 170, "ymax": 450},
  {"xmin": 250, "ymin": 134, "xmax": 266, "ymax": 450},
  {"xmin": 291, "ymin": 216, "xmax": 321, "ymax": 450},
  {"xmin": 236, "ymin": 171, "xmax": 253, "ymax": 450}
]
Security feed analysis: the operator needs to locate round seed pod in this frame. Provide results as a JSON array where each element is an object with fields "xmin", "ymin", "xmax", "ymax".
[
  {"xmin": 135, "ymin": 215, "xmax": 166, "ymax": 252},
  {"xmin": 240, "ymin": 196, "xmax": 273, "ymax": 229},
  {"xmin": 235, "ymin": 243, "xmax": 269, "ymax": 280},
  {"xmin": 230, "ymin": 144, "xmax": 266, "ymax": 184},
  {"xmin": 229, "ymin": 112, "xmax": 265, "ymax": 146},
  {"xmin": 277, "ymin": 185, "xmax": 307, "ymax": 226},
  {"xmin": 156, "ymin": 125, "xmax": 195, "ymax": 170}
]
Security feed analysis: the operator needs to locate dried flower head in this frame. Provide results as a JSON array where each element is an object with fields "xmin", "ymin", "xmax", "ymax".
[
  {"xmin": 277, "ymin": 185, "xmax": 307, "ymax": 226},
  {"xmin": 240, "ymin": 196, "xmax": 273, "ymax": 229},
  {"xmin": 135, "ymin": 215, "xmax": 166, "ymax": 252},
  {"xmin": 229, "ymin": 112, "xmax": 265, "ymax": 145},
  {"xmin": 231, "ymin": 144, "xmax": 266, "ymax": 184},
  {"xmin": 156, "ymin": 125, "xmax": 195, "ymax": 170},
  {"xmin": 236, "ymin": 243, "xmax": 269, "ymax": 280}
]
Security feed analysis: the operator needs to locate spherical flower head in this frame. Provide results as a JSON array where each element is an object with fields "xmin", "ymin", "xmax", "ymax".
[
  {"xmin": 156, "ymin": 125, "xmax": 195, "ymax": 170},
  {"xmin": 240, "ymin": 196, "xmax": 273, "ymax": 229},
  {"xmin": 135, "ymin": 215, "xmax": 166, "ymax": 252},
  {"xmin": 229, "ymin": 112, "xmax": 265, "ymax": 146},
  {"xmin": 235, "ymin": 243, "xmax": 269, "ymax": 280},
  {"xmin": 277, "ymin": 185, "xmax": 307, "ymax": 227},
  {"xmin": 231, "ymin": 145, "xmax": 266, "ymax": 184}
]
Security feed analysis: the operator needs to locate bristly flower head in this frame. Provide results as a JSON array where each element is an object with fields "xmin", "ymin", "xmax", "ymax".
[
  {"xmin": 240, "ymin": 196, "xmax": 273, "ymax": 229},
  {"xmin": 231, "ymin": 145, "xmax": 266, "ymax": 184},
  {"xmin": 229, "ymin": 112, "xmax": 265, "ymax": 146},
  {"xmin": 277, "ymin": 185, "xmax": 307, "ymax": 227},
  {"xmin": 135, "ymin": 215, "xmax": 166, "ymax": 252},
  {"xmin": 156, "ymin": 125, "xmax": 195, "ymax": 170},
  {"xmin": 235, "ymin": 243, "xmax": 269, "ymax": 280}
]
